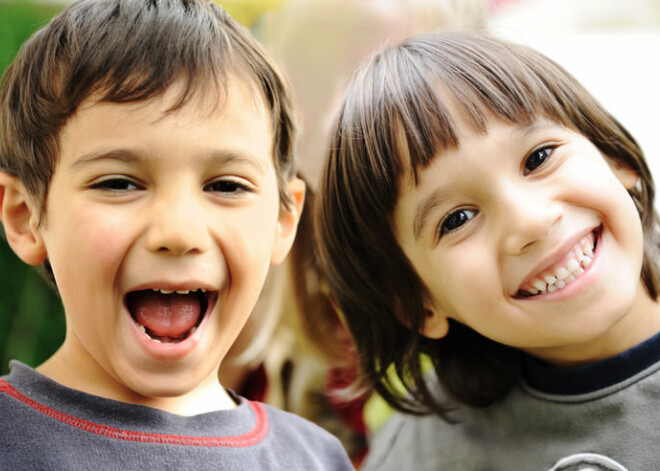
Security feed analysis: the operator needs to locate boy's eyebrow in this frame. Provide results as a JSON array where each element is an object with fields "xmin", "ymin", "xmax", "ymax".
[
  {"xmin": 70, "ymin": 149, "xmax": 140, "ymax": 168},
  {"xmin": 70, "ymin": 148, "xmax": 268, "ymax": 174}
]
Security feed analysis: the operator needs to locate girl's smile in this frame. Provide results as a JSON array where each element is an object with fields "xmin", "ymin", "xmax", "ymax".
[{"xmin": 515, "ymin": 227, "xmax": 598, "ymax": 298}]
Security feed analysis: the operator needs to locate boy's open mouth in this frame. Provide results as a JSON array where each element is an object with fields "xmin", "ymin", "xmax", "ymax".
[
  {"xmin": 515, "ymin": 227, "xmax": 600, "ymax": 298},
  {"xmin": 126, "ymin": 289, "xmax": 214, "ymax": 344}
]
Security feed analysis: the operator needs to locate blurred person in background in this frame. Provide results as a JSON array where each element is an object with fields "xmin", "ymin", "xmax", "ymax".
[{"xmin": 228, "ymin": 0, "xmax": 488, "ymax": 465}]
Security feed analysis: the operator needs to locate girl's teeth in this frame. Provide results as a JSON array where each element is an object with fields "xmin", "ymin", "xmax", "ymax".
[
  {"xmin": 523, "ymin": 234, "xmax": 596, "ymax": 297},
  {"xmin": 533, "ymin": 280, "xmax": 546, "ymax": 292},
  {"xmin": 566, "ymin": 259, "xmax": 580, "ymax": 272},
  {"xmin": 176, "ymin": 290, "xmax": 190, "ymax": 294}
]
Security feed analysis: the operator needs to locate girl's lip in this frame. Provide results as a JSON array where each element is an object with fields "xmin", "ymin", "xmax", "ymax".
[{"xmin": 513, "ymin": 226, "xmax": 601, "ymax": 299}]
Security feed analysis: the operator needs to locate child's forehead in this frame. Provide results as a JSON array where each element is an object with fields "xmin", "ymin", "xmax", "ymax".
[
  {"xmin": 65, "ymin": 79, "xmax": 273, "ymax": 151},
  {"xmin": 393, "ymin": 87, "xmax": 508, "ymax": 177},
  {"xmin": 80, "ymin": 74, "xmax": 269, "ymax": 123},
  {"xmin": 396, "ymin": 103, "xmax": 557, "ymax": 190},
  {"xmin": 57, "ymin": 77, "xmax": 275, "ymax": 174}
]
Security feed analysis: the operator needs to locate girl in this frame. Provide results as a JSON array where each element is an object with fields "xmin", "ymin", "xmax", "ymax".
[{"xmin": 317, "ymin": 31, "xmax": 660, "ymax": 469}]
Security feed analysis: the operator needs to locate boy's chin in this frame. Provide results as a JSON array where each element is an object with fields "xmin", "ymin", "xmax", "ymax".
[{"xmin": 117, "ymin": 364, "xmax": 224, "ymax": 406}]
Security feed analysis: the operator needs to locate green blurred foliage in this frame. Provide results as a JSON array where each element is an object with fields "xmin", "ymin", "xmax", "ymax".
[
  {"xmin": 0, "ymin": 1, "xmax": 62, "ymax": 72},
  {"xmin": 0, "ymin": 2, "xmax": 66, "ymax": 374},
  {"xmin": 217, "ymin": 0, "xmax": 285, "ymax": 27},
  {"xmin": 0, "ymin": 1, "xmax": 66, "ymax": 375},
  {"xmin": 0, "ymin": 0, "xmax": 286, "ymax": 375}
]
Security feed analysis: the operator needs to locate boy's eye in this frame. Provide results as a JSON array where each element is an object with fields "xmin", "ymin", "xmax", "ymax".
[
  {"xmin": 439, "ymin": 208, "xmax": 477, "ymax": 237},
  {"xmin": 204, "ymin": 179, "xmax": 251, "ymax": 194},
  {"xmin": 524, "ymin": 146, "xmax": 554, "ymax": 174},
  {"xmin": 91, "ymin": 177, "xmax": 141, "ymax": 192}
]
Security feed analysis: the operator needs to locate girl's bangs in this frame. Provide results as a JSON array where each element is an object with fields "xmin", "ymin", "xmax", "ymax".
[{"xmin": 385, "ymin": 37, "xmax": 582, "ymax": 184}]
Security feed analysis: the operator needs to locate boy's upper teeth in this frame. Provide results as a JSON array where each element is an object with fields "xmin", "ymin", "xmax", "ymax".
[
  {"xmin": 522, "ymin": 234, "xmax": 595, "ymax": 296},
  {"xmin": 152, "ymin": 288, "xmax": 202, "ymax": 295}
]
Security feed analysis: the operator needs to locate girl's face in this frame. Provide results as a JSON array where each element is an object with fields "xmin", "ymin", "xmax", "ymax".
[{"xmin": 393, "ymin": 115, "xmax": 660, "ymax": 366}]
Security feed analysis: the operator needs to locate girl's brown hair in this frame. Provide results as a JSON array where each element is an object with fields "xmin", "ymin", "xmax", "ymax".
[{"xmin": 316, "ymin": 31, "xmax": 659, "ymax": 418}]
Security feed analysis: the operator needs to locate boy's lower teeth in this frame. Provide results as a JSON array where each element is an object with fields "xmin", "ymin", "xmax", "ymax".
[
  {"xmin": 127, "ymin": 289, "xmax": 209, "ymax": 344},
  {"xmin": 136, "ymin": 323, "xmax": 196, "ymax": 344}
]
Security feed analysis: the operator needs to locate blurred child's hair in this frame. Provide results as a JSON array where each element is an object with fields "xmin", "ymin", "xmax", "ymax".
[
  {"xmin": 316, "ymin": 31, "xmax": 660, "ymax": 418},
  {"xmin": 0, "ymin": 0, "xmax": 297, "ymax": 217}
]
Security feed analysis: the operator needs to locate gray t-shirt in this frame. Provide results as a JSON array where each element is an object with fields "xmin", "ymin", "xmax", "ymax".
[
  {"xmin": 1, "ymin": 361, "xmax": 353, "ymax": 470},
  {"xmin": 364, "ymin": 332, "xmax": 660, "ymax": 471}
]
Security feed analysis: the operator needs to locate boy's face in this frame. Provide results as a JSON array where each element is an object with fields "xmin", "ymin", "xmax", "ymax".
[
  {"xmin": 27, "ymin": 80, "xmax": 301, "ymax": 401},
  {"xmin": 393, "ymin": 115, "xmax": 660, "ymax": 365}
]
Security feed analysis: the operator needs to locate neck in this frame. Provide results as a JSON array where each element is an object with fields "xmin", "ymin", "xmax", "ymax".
[
  {"xmin": 528, "ymin": 281, "xmax": 660, "ymax": 367},
  {"xmin": 37, "ymin": 348, "xmax": 236, "ymax": 416}
]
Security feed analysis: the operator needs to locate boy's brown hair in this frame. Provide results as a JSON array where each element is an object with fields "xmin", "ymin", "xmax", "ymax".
[
  {"xmin": 316, "ymin": 31, "xmax": 659, "ymax": 418},
  {"xmin": 0, "ymin": 0, "xmax": 297, "ymax": 217}
]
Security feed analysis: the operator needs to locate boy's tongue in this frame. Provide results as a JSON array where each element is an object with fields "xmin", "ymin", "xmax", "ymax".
[{"xmin": 129, "ymin": 291, "xmax": 201, "ymax": 338}]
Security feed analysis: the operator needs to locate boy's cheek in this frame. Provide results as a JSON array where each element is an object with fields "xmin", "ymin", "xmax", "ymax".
[{"xmin": 43, "ymin": 216, "xmax": 123, "ymax": 279}]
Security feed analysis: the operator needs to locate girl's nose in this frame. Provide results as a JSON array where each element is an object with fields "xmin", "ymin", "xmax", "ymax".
[
  {"xmin": 499, "ymin": 186, "xmax": 563, "ymax": 255},
  {"xmin": 144, "ymin": 192, "xmax": 211, "ymax": 256}
]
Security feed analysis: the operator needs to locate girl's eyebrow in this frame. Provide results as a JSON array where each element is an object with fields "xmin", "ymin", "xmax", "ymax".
[
  {"xmin": 411, "ymin": 120, "xmax": 554, "ymax": 241},
  {"xmin": 512, "ymin": 119, "xmax": 553, "ymax": 141},
  {"xmin": 413, "ymin": 186, "xmax": 452, "ymax": 241}
]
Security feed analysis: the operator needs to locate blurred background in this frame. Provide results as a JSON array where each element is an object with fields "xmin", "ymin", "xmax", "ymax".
[
  {"xmin": 0, "ymin": 1, "xmax": 658, "ymax": 466},
  {"xmin": 0, "ymin": 0, "xmax": 658, "ymax": 384}
]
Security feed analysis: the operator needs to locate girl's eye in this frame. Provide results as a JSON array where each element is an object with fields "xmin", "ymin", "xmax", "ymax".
[
  {"xmin": 524, "ymin": 146, "xmax": 554, "ymax": 174},
  {"xmin": 204, "ymin": 179, "xmax": 251, "ymax": 194},
  {"xmin": 91, "ymin": 178, "xmax": 140, "ymax": 192},
  {"xmin": 439, "ymin": 208, "xmax": 477, "ymax": 237}
]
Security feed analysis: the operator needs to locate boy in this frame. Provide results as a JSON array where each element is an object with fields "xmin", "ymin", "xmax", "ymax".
[
  {"xmin": 317, "ymin": 31, "xmax": 660, "ymax": 469},
  {"xmin": 0, "ymin": 0, "xmax": 352, "ymax": 468}
]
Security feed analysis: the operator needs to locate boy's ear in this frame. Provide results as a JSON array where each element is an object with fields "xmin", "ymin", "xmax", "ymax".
[
  {"xmin": 608, "ymin": 158, "xmax": 640, "ymax": 190},
  {"xmin": 0, "ymin": 172, "xmax": 47, "ymax": 266},
  {"xmin": 421, "ymin": 303, "xmax": 450, "ymax": 339},
  {"xmin": 270, "ymin": 176, "xmax": 306, "ymax": 266}
]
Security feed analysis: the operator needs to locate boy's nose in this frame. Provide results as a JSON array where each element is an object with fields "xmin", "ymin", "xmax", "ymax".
[
  {"xmin": 144, "ymin": 192, "xmax": 211, "ymax": 256},
  {"xmin": 500, "ymin": 186, "xmax": 563, "ymax": 255}
]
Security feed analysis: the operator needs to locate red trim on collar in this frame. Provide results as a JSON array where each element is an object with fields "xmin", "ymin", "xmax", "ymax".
[{"xmin": 0, "ymin": 379, "xmax": 268, "ymax": 447}]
